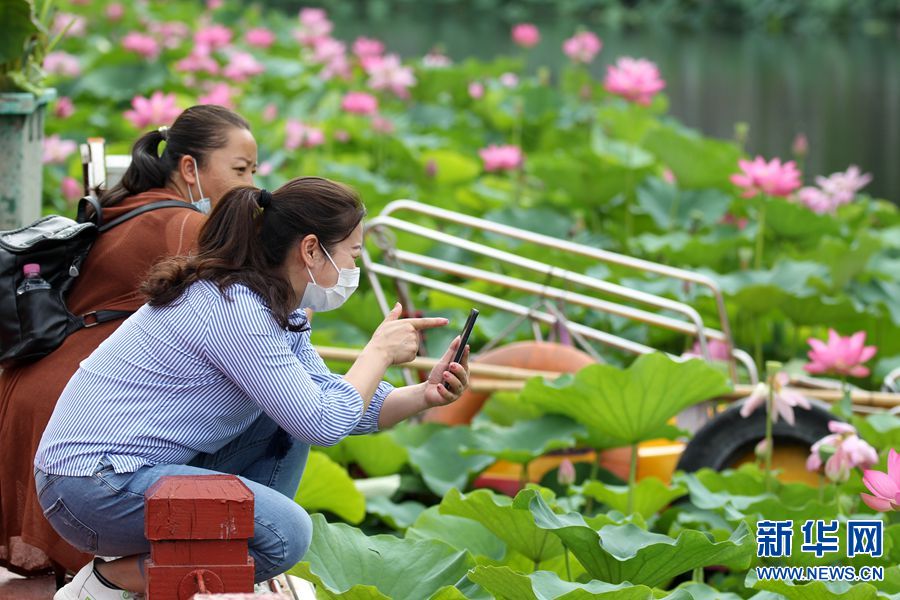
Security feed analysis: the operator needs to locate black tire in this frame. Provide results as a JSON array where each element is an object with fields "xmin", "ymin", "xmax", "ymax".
[{"xmin": 676, "ymin": 399, "xmax": 839, "ymax": 473}]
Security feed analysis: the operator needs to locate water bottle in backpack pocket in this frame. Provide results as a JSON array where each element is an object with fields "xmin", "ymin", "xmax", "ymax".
[{"xmin": 12, "ymin": 263, "xmax": 74, "ymax": 364}]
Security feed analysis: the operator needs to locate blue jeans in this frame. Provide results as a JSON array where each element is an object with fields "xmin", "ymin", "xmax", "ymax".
[{"xmin": 34, "ymin": 415, "xmax": 312, "ymax": 583}]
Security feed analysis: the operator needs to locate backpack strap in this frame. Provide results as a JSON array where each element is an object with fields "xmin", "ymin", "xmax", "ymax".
[
  {"xmin": 76, "ymin": 195, "xmax": 105, "ymax": 227},
  {"xmin": 74, "ymin": 200, "xmax": 202, "ymax": 329},
  {"xmin": 98, "ymin": 200, "xmax": 202, "ymax": 233}
]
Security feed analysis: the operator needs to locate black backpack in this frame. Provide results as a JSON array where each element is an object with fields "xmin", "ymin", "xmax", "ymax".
[{"xmin": 0, "ymin": 197, "xmax": 201, "ymax": 368}]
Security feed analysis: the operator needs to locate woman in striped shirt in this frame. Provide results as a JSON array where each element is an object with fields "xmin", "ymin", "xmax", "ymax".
[{"xmin": 35, "ymin": 177, "xmax": 469, "ymax": 600}]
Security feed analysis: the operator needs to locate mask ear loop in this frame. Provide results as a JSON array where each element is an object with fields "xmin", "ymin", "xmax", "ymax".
[
  {"xmin": 321, "ymin": 244, "xmax": 341, "ymax": 273},
  {"xmin": 191, "ymin": 157, "xmax": 206, "ymax": 199}
]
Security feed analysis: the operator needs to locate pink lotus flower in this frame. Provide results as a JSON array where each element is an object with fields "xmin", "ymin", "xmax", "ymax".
[
  {"xmin": 223, "ymin": 51, "xmax": 265, "ymax": 81},
  {"xmin": 285, "ymin": 120, "xmax": 325, "ymax": 150},
  {"xmin": 499, "ymin": 72, "xmax": 519, "ymax": 87},
  {"xmin": 792, "ymin": 133, "xmax": 809, "ymax": 158},
  {"xmin": 310, "ymin": 38, "xmax": 350, "ymax": 80},
  {"xmin": 352, "ymin": 37, "xmax": 384, "ymax": 59},
  {"xmin": 207, "ymin": 0, "xmax": 223, "ymax": 9},
  {"xmin": 149, "ymin": 21, "xmax": 190, "ymax": 49},
  {"xmin": 198, "ymin": 83, "xmax": 234, "ymax": 108},
  {"xmin": 739, "ymin": 372, "xmax": 811, "ymax": 426},
  {"xmin": 720, "ymin": 212, "xmax": 749, "ymax": 230},
  {"xmin": 815, "ymin": 165, "xmax": 872, "ymax": 206},
  {"xmin": 807, "ymin": 421, "xmax": 878, "ymax": 483},
  {"xmin": 42, "ymin": 135, "xmax": 77, "ymax": 165},
  {"xmin": 479, "ymin": 145, "xmax": 523, "ymax": 172},
  {"xmin": 334, "ymin": 130, "xmax": 350, "ymax": 143},
  {"xmin": 662, "ymin": 168, "xmax": 676, "ymax": 184},
  {"xmin": 557, "ymin": 458, "xmax": 576, "ymax": 486},
  {"xmin": 124, "ymin": 92, "xmax": 181, "ymax": 129},
  {"xmin": 730, "ymin": 156, "xmax": 802, "ymax": 198},
  {"xmin": 245, "ymin": 27, "xmax": 276, "ymax": 49},
  {"xmin": 54, "ymin": 97, "xmax": 75, "ymax": 119},
  {"xmin": 43, "ymin": 52, "xmax": 80, "ymax": 77},
  {"xmin": 341, "ymin": 92, "xmax": 378, "ymax": 115},
  {"xmin": 603, "ymin": 57, "xmax": 666, "ymax": 106},
  {"xmin": 562, "ymin": 31, "xmax": 602, "ymax": 64},
  {"xmin": 263, "ymin": 103, "xmax": 278, "ymax": 122},
  {"xmin": 682, "ymin": 338, "xmax": 731, "ymax": 362},
  {"xmin": 372, "ymin": 116, "xmax": 395, "ymax": 134},
  {"xmin": 468, "ymin": 81, "xmax": 484, "ymax": 99},
  {"xmin": 52, "ymin": 13, "xmax": 86, "ymax": 37},
  {"xmin": 512, "ymin": 23, "xmax": 540, "ymax": 48},
  {"xmin": 805, "ymin": 329, "xmax": 877, "ymax": 378},
  {"xmin": 61, "ymin": 177, "xmax": 82, "ymax": 203},
  {"xmin": 257, "ymin": 161, "xmax": 273, "ymax": 176},
  {"xmin": 194, "ymin": 24, "xmax": 232, "ymax": 51},
  {"xmin": 796, "ymin": 186, "xmax": 834, "ymax": 214},
  {"xmin": 122, "ymin": 32, "xmax": 161, "ymax": 60},
  {"xmin": 367, "ymin": 54, "xmax": 416, "ymax": 98},
  {"xmin": 861, "ymin": 449, "xmax": 900, "ymax": 511},
  {"xmin": 294, "ymin": 8, "xmax": 332, "ymax": 47},
  {"xmin": 175, "ymin": 48, "xmax": 219, "ymax": 75},
  {"xmin": 105, "ymin": 3, "xmax": 124, "ymax": 21}
]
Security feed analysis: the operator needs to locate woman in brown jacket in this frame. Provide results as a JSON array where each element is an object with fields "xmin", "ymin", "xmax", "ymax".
[{"xmin": 0, "ymin": 104, "xmax": 257, "ymax": 580}]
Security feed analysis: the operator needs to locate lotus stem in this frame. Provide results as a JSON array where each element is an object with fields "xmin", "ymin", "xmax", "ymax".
[
  {"xmin": 755, "ymin": 199, "xmax": 767, "ymax": 271},
  {"xmin": 627, "ymin": 443, "xmax": 638, "ymax": 514}
]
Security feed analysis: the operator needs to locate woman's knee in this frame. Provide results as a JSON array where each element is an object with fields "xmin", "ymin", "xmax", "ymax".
[{"xmin": 252, "ymin": 501, "xmax": 312, "ymax": 578}]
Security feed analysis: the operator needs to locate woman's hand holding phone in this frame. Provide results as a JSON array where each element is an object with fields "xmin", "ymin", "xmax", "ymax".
[{"xmin": 424, "ymin": 335, "xmax": 471, "ymax": 407}]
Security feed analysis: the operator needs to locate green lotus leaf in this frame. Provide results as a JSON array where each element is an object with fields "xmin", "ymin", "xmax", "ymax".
[
  {"xmin": 636, "ymin": 177, "xmax": 733, "ymax": 230},
  {"xmin": 0, "ymin": 0, "xmax": 37, "ymax": 67},
  {"xmin": 763, "ymin": 197, "xmax": 842, "ymax": 240},
  {"xmin": 461, "ymin": 415, "xmax": 586, "ymax": 465},
  {"xmin": 519, "ymin": 353, "xmax": 731, "ymax": 447},
  {"xmin": 366, "ymin": 496, "xmax": 426, "ymax": 531},
  {"xmin": 852, "ymin": 413, "xmax": 900, "ymax": 450},
  {"xmin": 295, "ymin": 451, "xmax": 366, "ymax": 524},
  {"xmin": 290, "ymin": 514, "xmax": 473, "ymax": 599},
  {"xmin": 578, "ymin": 477, "xmax": 687, "ymax": 518},
  {"xmin": 439, "ymin": 488, "xmax": 564, "ymax": 564},
  {"xmin": 642, "ymin": 124, "xmax": 742, "ymax": 190},
  {"xmin": 592, "ymin": 125, "xmax": 656, "ymax": 169},
  {"xmin": 406, "ymin": 505, "xmax": 507, "ymax": 562},
  {"xmin": 419, "ymin": 149, "xmax": 481, "ymax": 185},
  {"xmin": 526, "ymin": 490, "xmax": 753, "ymax": 587},
  {"xmin": 712, "ymin": 260, "xmax": 830, "ymax": 315},
  {"xmin": 467, "ymin": 566, "xmax": 658, "ymax": 600},
  {"xmin": 406, "ymin": 426, "xmax": 496, "ymax": 496},
  {"xmin": 669, "ymin": 582, "xmax": 745, "ymax": 600},
  {"xmin": 344, "ymin": 432, "xmax": 410, "ymax": 477}
]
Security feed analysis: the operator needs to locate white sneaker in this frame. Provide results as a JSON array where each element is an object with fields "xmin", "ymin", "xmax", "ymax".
[{"xmin": 54, "ymin": 559, "xmax": 141, "ymax": 600}]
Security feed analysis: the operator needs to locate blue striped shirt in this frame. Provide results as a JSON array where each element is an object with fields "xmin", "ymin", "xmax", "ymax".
[{"xmin": 35, "ymin": 280, "xmax": 391, "ymax": 476}]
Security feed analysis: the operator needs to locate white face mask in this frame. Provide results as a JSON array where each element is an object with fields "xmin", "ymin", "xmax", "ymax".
[
  {"xmin": 300, "ymin": 245, "xmax": 360, "ymax": 312},
  {"xmin": 187, "ymin": 157, "xmax": 211, "ymax": 215}
]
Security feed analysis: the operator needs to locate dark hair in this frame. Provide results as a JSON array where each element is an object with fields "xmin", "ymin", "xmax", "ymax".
[
  {"xmin": 100, "ymin": 104, "xmax": 250, "ymax": 206},
  {"xmin": 141, "ymin": 177, "xmax": 366, "ymax": 330}
]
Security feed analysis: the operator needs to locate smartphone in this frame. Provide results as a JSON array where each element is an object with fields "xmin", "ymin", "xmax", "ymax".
[{"xmin": 445, "ymin": 308, "xmax": 478, "ymax": 390}]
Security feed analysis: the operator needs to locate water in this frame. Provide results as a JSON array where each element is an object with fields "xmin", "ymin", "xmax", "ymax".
[{"xmin": 328, "ymin": 12, "xmax": 900, "ymax": 203}]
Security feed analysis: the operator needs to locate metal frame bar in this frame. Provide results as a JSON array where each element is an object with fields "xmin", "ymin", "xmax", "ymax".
[{"xmin": 363, "ymin": 200, "xmax": 758, "ymax": 384}]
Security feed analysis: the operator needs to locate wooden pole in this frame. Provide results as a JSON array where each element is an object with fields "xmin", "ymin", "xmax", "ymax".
[{"xmin": 315, "ymin": 345, "xmax": 900, "ymax": 409}]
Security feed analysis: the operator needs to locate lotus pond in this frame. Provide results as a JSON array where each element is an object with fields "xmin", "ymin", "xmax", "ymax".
[{"xmin": 26, "ymin": 0, "xmax": 900, "ymax": 597}]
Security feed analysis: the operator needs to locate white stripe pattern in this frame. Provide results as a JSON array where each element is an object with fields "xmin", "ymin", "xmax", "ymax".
[{"xmin": 35, "ymin": 280, "xmax": 390, "ymax": 476}]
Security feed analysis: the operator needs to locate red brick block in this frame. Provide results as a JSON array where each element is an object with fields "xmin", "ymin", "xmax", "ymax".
[{"xmin": 144, "ymin": 475, "xmax": 255, "ymax": 600}]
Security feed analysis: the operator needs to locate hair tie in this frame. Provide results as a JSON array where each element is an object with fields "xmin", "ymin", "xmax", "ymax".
[
  {"xmin": 157, "ymin": 126, "xmax": 169, "ymax": 140},
  {"xmin": 258, "ymin": 189, "xmax": 272, "ymax": 209}
]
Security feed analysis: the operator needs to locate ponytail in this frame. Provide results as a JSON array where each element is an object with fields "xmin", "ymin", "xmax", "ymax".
[
  {"xmin": 99, "ymin": 104, "xmax": 251, "ymax": 207},
  {"xmin": 142, "ymin": 178, "xmax": 364, "ymax": 331},
  {"xmin": 100, "ymin": 129, "xmax": 170, "ymax": 206}
]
